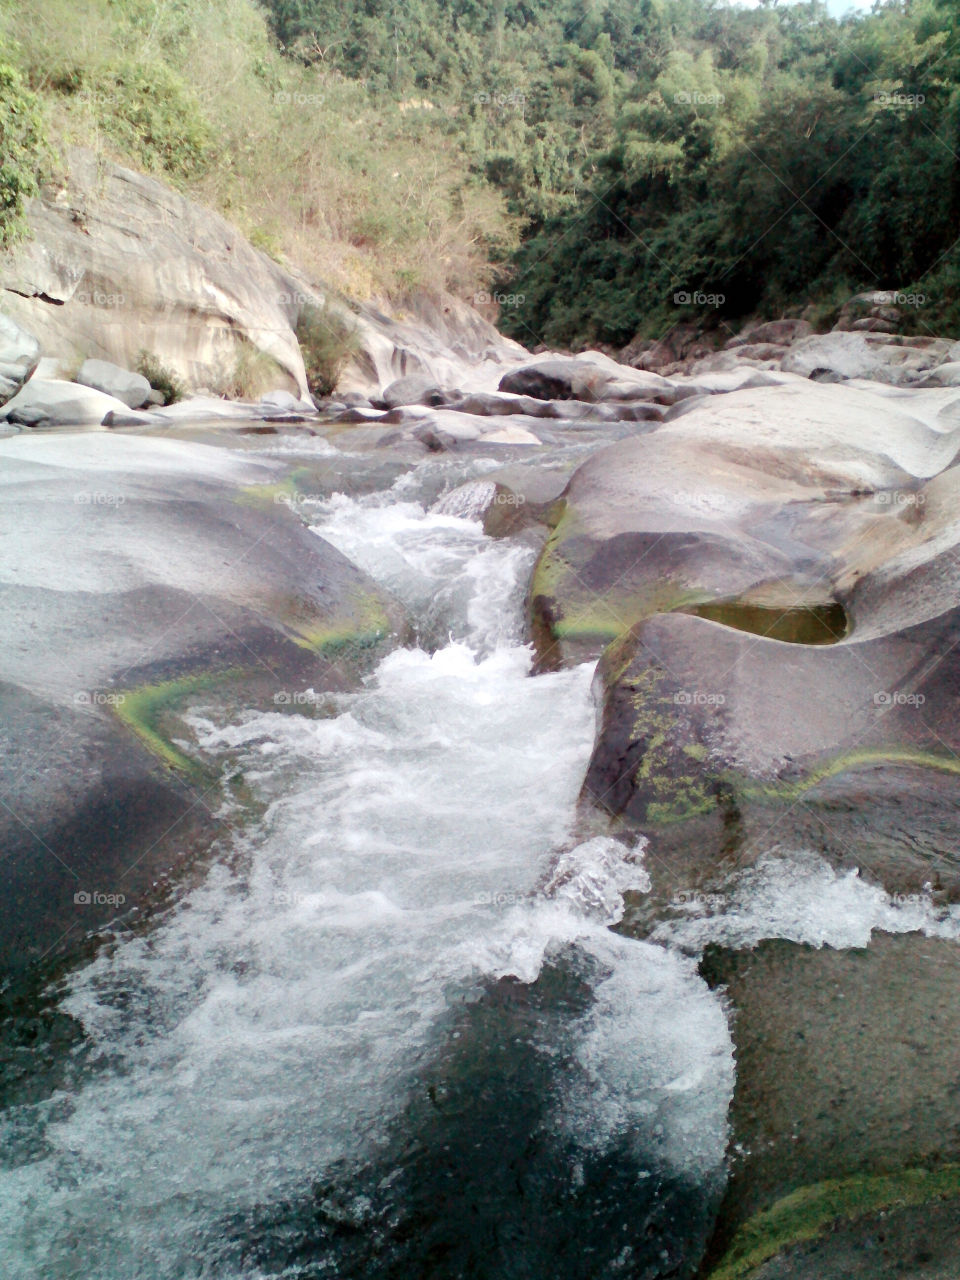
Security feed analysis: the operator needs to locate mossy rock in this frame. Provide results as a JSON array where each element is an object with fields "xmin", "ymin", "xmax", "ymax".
[{"xmin": 699, "ymin": 933, "xmax": 960, "ymax": 1276}]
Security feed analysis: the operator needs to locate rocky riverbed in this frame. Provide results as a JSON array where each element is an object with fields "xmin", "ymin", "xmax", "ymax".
[{"xmin": 3, "ymin": 163, "xmax": 960, "ymax": 1277}]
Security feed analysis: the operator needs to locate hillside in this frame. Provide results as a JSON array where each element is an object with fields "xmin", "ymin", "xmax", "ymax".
[{"xmin": 2, "ymin": 0, "xmax": 958, "ymax": 353}]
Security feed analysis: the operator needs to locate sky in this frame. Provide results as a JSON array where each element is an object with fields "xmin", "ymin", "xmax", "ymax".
[{"xmin": 727, "ymin": 0, "xmax": 880, "ymax": 17}]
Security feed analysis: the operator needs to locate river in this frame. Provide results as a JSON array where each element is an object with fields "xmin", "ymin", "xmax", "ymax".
[{"xmin": 2, "ymin": 436, "xmax": 953, "ymax": 1279}]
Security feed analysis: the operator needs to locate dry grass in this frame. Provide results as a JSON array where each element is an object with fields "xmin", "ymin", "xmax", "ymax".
[{"xmin": 0, "ymin": 0, "xmax": 518, "ymax": 305}]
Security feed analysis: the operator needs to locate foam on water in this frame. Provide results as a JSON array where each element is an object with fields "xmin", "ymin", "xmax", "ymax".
[
  {"xmin": 653, "ymin": 847, "xmax": 960, "ymax": 953},
  {"xmin": 467, "ymin": 836, "xmax": 732, "ymax": 1173},
  {"xmin": 0, "ymin": 478, "xmax": 735, "ymax": 1278},
  {"xmin": 310, "ymin": 487, "xmax": 532, "ymax": 652}
]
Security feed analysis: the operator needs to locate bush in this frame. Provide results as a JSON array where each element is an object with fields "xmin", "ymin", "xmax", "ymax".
[
  {"xmin": 102, "ymin": 60, "xmax": 211, "ymax": 182},
  {"xmin": 296, "ymin": 301, "xmax": 359, "ymax": 398},
  {"xmin": 215, "ymin": 345, "xmax": 286, "ymax": 400},
  {"xmin": 135, "ymin": 350, "xmax": 184, "ymax": 405},
  {"xmin": 0, "ymin": 59, "xmax": 45, "ymax": 247}
]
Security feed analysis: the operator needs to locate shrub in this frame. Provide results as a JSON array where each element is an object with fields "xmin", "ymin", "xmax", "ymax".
[
  {"xmin": 102, "ymin": 60, "xmax": 211, "ymax": 183},
  {"xmin": 135, "ymin": 350, "xmax": 184, "ymax": 405},
  {"xmin": 215, "ymin": 345, "xmax": 286, "ymax": 400},
  {"xmin": 296, "ymin": 301, "xmax": 359, "ymax": 398},
  {"xmin": 0, "ymin": 58, "xmax": 45, "ymax": 247}
]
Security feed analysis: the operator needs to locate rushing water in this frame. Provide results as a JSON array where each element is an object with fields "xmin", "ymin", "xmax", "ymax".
[
  {"xmin": 13, "ymin": 442, "xmax": 955, "ymax": 1278},
  {"xmin": 0, "ymin": 452, "xmax": 736, "ymax": 1279}
]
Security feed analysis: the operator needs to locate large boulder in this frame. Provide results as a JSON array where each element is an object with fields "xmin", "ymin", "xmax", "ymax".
[
  {"xmin": 581, "ymin": 604, "xmax": 960, "ymax": 910},
  {"xmin": 781, "ymin": 331, "xmax": 946, "ymax": 385},
  {"xmin": 0, "ymin": 377, "xmax": 145, "ymax": 426},
  {"xmin": 76, "ymin": 357, "xmax": 152, "ymax": 408},
  {"xmin": 0, "ymin": 150, "xmax": 313, "ymax": 397},
  {"xmin": 499, "ymin": 353, "xmax": 674, "ymax": 403},
  {"xmin": 530, "ymin": 380, "xmax": 959, "ymax": 668},
  {"xmin": 0, "ymin": 312, "xmax": 40, "ymax": 406},
  {"xmin": 381, "ymin": 373, "xmax": 455, "ymax": 409},
  {"xmin": 0, "ymin": 432, "xmax": 403, "ymax": 976},
  {"xmin": 699, "ymin": 934, "xmax": 960, "ymax": 1279}
]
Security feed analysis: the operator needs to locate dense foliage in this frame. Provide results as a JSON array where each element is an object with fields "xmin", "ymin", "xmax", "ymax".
[
  {"xmin": 0, "ymin": 0, "xmax": 513, "ymax": 298},
  {"xmin": 0, "ymin": 54, "xmax": 44, "ymax": 247},
  {"xmin": 1, "ymin": 0, "xmax": 957, "ymax": 344},
  {"xmin": 259, "ymin": 0, "xmax": 960, "ymax": 345}
]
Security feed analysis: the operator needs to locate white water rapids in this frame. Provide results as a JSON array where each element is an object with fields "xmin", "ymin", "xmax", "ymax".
[
  {"xmin": 0, "ymin": 468, "xmax": 732, "ymax": 1277},
  {"xmin": 3, "ymin": 455, "xmax": 955, "ymax": 1279}
]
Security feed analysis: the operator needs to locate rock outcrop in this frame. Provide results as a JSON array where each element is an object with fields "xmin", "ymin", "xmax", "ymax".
[
  {"xmin": 0, "ymin": 311, "xmax": 40, "ymax": 407},
  {"xmin": 699, "ymin": 934, "xmax": 960, "ymax": 1279},
  {"xmin": 563, "ymin": 381, "xmax": 960, "ymax": 897},
  {"xmin": 0, "ymin": 150, "xmax": 527, "ymax": 407},
  {"xmin": 0, "ymin": 431, "xmax": 403, "ymax": 974}
]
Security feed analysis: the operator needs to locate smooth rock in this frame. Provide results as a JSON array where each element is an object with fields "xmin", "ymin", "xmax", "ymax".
[
  {"xmin": 499, "ymin": 355, "xmax": 672, "ymax": 403},
  {"xmin": 699, "ymin": 934, "xmax": 960, "ymax": 1275},
  {"xmin": 381, "ymin": 374, "xmax": 455, "ymax": 409},
  {"xmin": 152, "ymin": 396, "xmax": 265, "ymax": 422},
  {"xmin": 260, "ymin": 388, "xmax": 317, "ymax": 414},
  {"xmin": 76, "ymin": 358, "xmax": 152, "ymax": 408},
  {"xmin": 0, "ymin": 311, "xmax": 41, "ymax": 406},
  {"xmin": 0, "ymin": 432, "xmax": 402, "ymax": 974},
  {"xmin": 0, "ymin": 378, "xmax": 139, "ymax": 426}
]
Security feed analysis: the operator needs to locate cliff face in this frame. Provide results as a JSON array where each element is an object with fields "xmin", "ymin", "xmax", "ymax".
[{"xmin": 0, "ymin": 149, "xmax": 524, "ymax": 401}]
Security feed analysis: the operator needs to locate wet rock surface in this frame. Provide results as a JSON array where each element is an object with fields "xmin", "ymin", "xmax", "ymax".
[
  {"xmin": 698, "ymin": 934, "xmax": 960, "ymax": 1279},
  {"xmin": 0, "ymin": 431, "xmax": 403, "ymax": 974}
]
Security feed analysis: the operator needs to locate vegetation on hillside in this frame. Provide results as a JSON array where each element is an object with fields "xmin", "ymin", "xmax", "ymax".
[
  {"xmin": 0, "ymin": 0, "xmax": 958, "ymax": 347},
  {"xmin": 256, "ymin": 0, "xmax": 960, "ymax": 346},
  {"xmin": 0, "ymin": 0, "xmax": 515, "ymax": 300}
]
